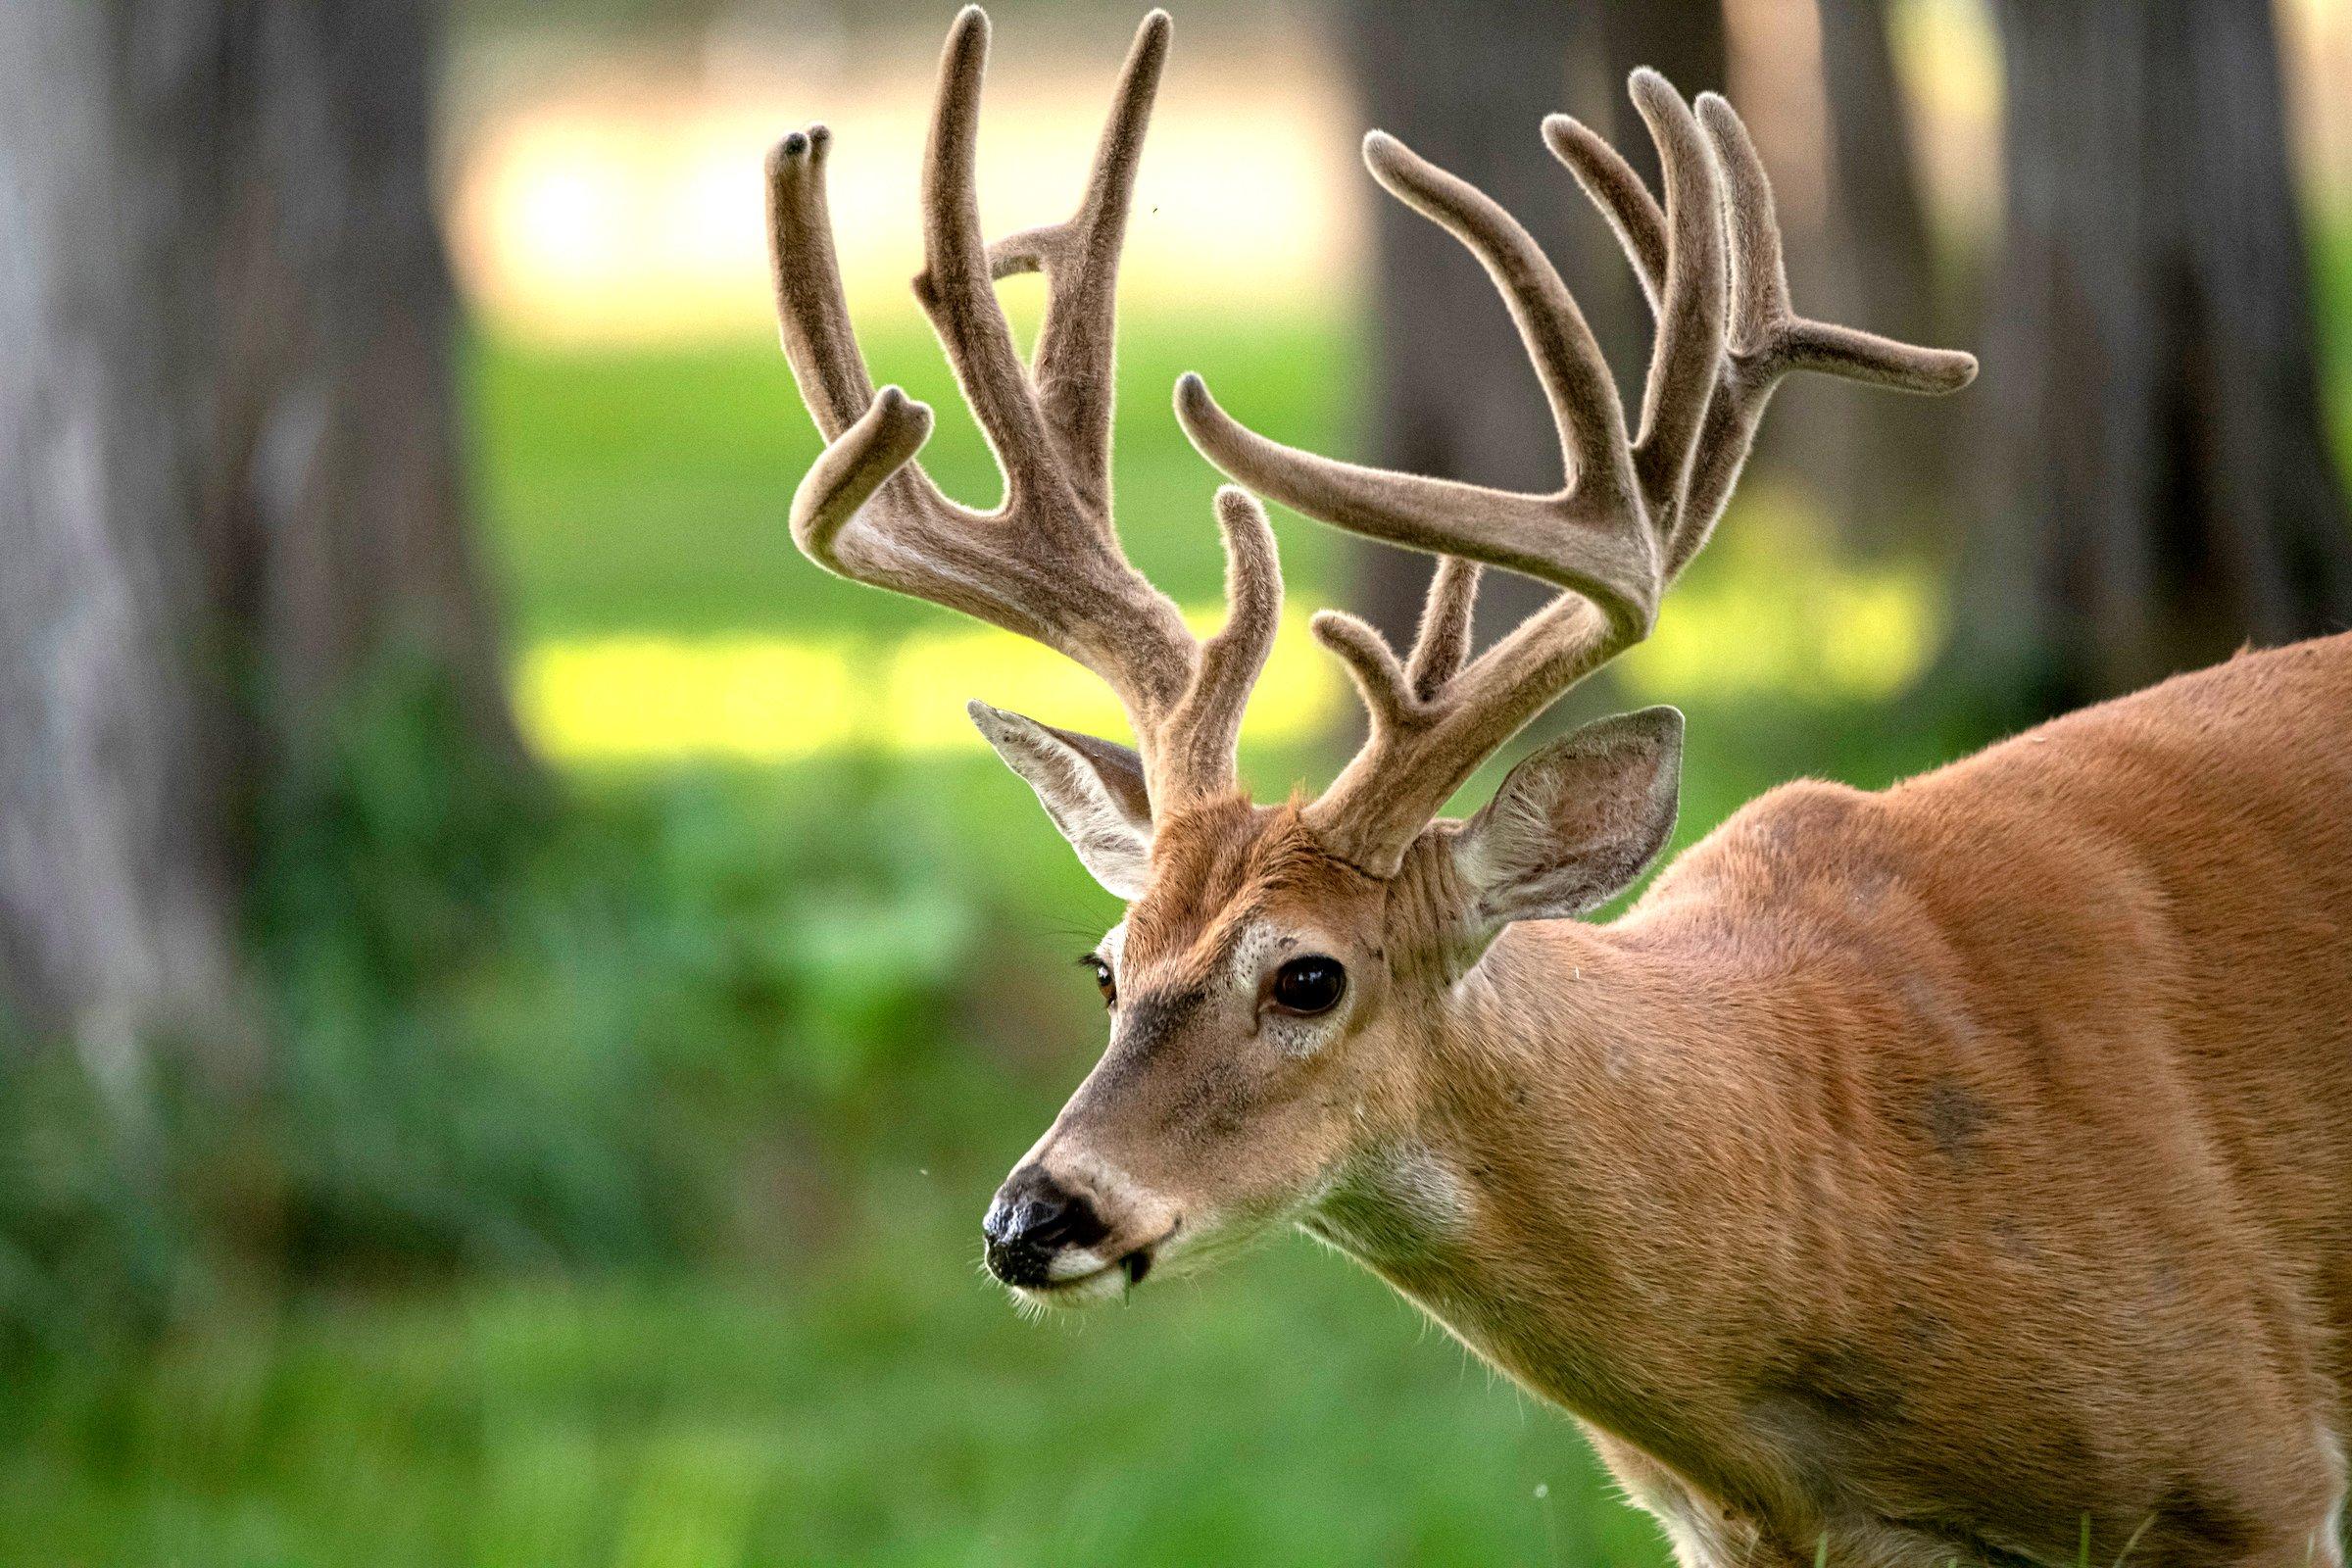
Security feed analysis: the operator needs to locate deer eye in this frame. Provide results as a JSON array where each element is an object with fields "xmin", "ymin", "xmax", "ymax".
[
  {"xmin": 1270, "ymin": 956, "xmax": 1346, "ymax": 1015},
  {"xmin": 1082, "ymin": 955, "xmax": 1116, "ymax": 1008}
]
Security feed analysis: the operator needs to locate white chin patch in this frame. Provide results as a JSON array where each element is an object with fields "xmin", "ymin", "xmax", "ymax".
[
  {"xmin": 1009, "ymin": 1259, "xmax": 1131, "ymax": 1310},
  {"xmin": 1046, "ymin": 1245, "xmax": 1112, "ymax": 1282}
]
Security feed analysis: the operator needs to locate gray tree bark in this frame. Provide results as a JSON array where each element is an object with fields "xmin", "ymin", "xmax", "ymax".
[
  {"xmin": 1340, "ymin": 0, "xmax": 1728, "ymax": 661},
  {"xmin": 0, "ymin": 1, "xmax": 516, "ymax": 1072},
  {"xmin": 1969, "ymin": 0, "xmax": 2352, "ymax": 710},
  {"xmin": 1811, "ymin": 0, "xmax": 1954, "ymax": 550}
]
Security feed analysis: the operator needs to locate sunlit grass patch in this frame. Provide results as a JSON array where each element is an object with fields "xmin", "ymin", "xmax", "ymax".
[
  {"xmin": 1618, "ymin": 565, "xmax": 1938, "ymax": 706},
  {"xmin": 516, "ymin": 606, "xmax": 1346, "ymax": 762},
  {"xmin": 514, "ymin": 497, "xmax": 1942, "ymax": 765},
  {"xmin": 1617, "ymin": 486, "xmax": 1945, "ymax": 707},
  {"xmin": 469, "ymin": 320, "xmax": 1360, "ymax": 645}
]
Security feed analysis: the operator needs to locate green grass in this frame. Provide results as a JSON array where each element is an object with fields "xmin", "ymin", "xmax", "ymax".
[
  {"xmin": 0, "ymin": 1239, "xmax": 1675, "ymax": 1566},
  {"xmin": 474, "ymin": 311, "xmax": 1356, "ymax": 643},
  {"xmin": 2320, "ymin": 211, "xmax": 2352, "ymax": 477}
]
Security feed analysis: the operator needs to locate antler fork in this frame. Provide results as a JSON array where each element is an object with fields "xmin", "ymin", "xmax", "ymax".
[
  {"xmin": 1176, "ymin": 72, "xmax": 1976, "ymax": 874},
  {"xmin": 766, "ymin": 7, "xmax": 1277, "ymax": 812}
]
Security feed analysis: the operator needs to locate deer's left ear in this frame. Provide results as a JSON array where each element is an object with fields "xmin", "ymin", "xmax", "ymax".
[
  {"xmin": 968, "ymin": 701, "xmax": 1155, "ymax": 900},
  {"xmin": 1446, "ymin": 707, "xmax": 1683, "ymax": 952}
]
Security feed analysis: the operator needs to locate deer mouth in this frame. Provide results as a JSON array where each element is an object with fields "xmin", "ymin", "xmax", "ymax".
[
  {"xmin": 1012, "ymin": 1228, "xmax": 1174, "ymax": 1308},
  {"xmin": 1011, "ymin": 1256, "xmax": 1130, "ymax": 1309}
]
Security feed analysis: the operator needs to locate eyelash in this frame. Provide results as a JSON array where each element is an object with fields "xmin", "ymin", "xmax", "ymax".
[{"xmin": 1079, "ymin": 953, "xmax": 1116, "ymax": 1007}]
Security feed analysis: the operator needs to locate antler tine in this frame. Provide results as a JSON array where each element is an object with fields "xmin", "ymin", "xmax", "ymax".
[
  {"xmin": 1541, "ymin": 114, "xmax": 1668, "ymax": 311},
  {"xmin": 1406, "ymin": 559, "xmax": 1482, "ymax": 700},
  {"xmin": 767, "ymin": 126, "xmax": 881, "ymax": 439},
  {"xmin": 1305, "ymin": 591, "xmax": 1618, "ymax": 868},
  {"xmin": 1308, "ymin": 609, "xmax": 1411, "ymax": 731},
  {"xmin": 1677, "ymin": 92, "xmax": 1976, "ymax": 574},
  {"xmin": 788, "ymin": 385, "xmax": 936, "ymax": 567},
  {"xmin": 1318, "ymin": 555, "xmax": 1481, "ymax": 740},
  {"xmin": 766, "ymin": 122, "xmax": 969, "ymax": 590},
  {"xmin": 1178, "ymin": 372, "xmax": 1652, "ymax": 646},
  {"xmin": 1178, "ymin": 98, "xmax": 1717, "ymax": 874},
  {"xmin": 1548, "ymin": 87, "xmax": 1978, "ymax": 579},
  {"xmin": 1300, "ymin": 553, "xmax": 1480, "ymax": 763},
  {"xmin": 768, "ymin": 91, "xmax": 1135, "ymax": 653},
  {"xmin": 1624, "ymin": 73, "xmax": 1729, "ymax": 525},
  {"xmin": 987, "ymin": 10, "xmax": 1171, "ymax": 514},
  {"xmin": 1358, "ymin": 131, "xmax": 1633, "ymax": 505},
  {"xmin": 1155, "ymin": 487, "xmax": 1283, "ymax": 801},
  {"xmin": 914, "ymin": 9, "xmax": 1063, "ymax": 508},
  {"xmin": 1531, "ymin": 78, "xmax": 1728, "ymax": 528}
]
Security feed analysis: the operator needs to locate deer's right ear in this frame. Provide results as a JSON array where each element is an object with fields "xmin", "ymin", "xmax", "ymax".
[{"xmin": 968, "ymin": 701, "xmax": 1155, "ymax": 900}]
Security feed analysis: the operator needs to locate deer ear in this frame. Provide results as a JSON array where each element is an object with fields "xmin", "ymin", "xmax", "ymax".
[
  {"xmin": 1448, "ymin": 707, "xmax": 1683, "ymax": 949},
  {"xmin": 968, "ymin": 701, "xmax": 1155, "ymax": 900}
]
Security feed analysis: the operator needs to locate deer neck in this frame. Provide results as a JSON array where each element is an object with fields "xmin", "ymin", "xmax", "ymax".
[{"xmin": 1304, "ymin": 908, "xmax": 1838, "ymax": 1476}]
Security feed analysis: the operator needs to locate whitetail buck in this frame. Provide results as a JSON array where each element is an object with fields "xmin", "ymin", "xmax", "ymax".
[{"xmin": 764, "ymin": 10, "xmax": 2352, "ymax": 1564}]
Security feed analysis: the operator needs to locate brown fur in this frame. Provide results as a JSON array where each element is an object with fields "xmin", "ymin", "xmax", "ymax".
[
  {"xmin": 1020, "ymin": 638, "xmax": 2352, "ymax": 1566},
  {"xmin": 1123, "ymin": 796, "xmax": 1352, "ymax": 971},
  {"xmin": 1318, "ymin": 637, "xmax": 2350, "ymax": 1566}
]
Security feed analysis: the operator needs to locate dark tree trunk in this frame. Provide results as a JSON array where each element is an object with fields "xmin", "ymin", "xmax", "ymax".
[
  {"xmin": 1340, "ymin": 0, "xmax": 1727, "ymax": 661},
  {"xmin": 0, "ymin": 0, "xmax": 516, "ymax": 1070},
  {"xmin": 1811, "ymin": 0, "xmax": 1954, "ymax": 551},
  {"xmin": 1968, "ymin": 0, "xmax": 2352, "ymax": 710}
]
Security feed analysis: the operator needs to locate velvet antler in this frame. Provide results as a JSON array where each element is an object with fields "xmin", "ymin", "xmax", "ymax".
[
  {"xmin": 766, "ymin": 7, "xmax": 1279, "ymax": 811},
  {"xmin": 1176, "ymin": 73, "xmax": 1975, "ymax": 874}
]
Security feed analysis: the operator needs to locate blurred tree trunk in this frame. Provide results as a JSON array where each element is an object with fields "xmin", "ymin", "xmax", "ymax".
[
  {"xmin": 1811, "ymin": 0, "xmax": 1954, "ymax": 551},
  {"xmin": 1340, "ymin": 0, "xmax": 1727, "ymax": 662},
  {"xmin": 0, "ymin": 1, "xmax": 516, "ymax": 1075},
  {"xmin": 1964, "ymin": 0, "xmax": 2352, "ymax": 711}
]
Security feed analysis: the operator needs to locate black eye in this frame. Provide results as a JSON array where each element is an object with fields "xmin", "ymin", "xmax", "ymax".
[
  {"xmin": 1082, "ymin": 956, "xmax": 1116, "ymax": 1008},
  {"xmin": 1270, "ymin": 956, "xmax": 1346, "ymax": 1015}
]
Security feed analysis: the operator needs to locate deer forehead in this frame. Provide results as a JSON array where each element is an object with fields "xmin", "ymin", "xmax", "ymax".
[
  {"xmin": 1123, "ymin": 866, "xmax": 1379, "ymax": 988},
  {"xmin": 1126, "ymin": 805, "xmax": 1380, "ymax": 964},
  {"xmin": 1118, "ymin": 910, "xmax": 1288, "ymax": 1001}
]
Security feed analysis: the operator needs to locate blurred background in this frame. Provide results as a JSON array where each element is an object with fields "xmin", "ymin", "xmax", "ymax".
[{"xmin": 0, "ymin": 0, "xmax": 2347, "ymax": 1562}]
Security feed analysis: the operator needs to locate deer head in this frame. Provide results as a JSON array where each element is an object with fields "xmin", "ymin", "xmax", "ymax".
[{"xmin": 765, "ymin": 7, "xmax": 1974, "ymax": 1307}]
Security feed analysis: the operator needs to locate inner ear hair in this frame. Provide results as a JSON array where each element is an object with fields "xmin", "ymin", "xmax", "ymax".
[
  {"xmin": 968, "ymin": 701, "xmax": 1155, "ymax": 900},
  {"xmin": 1450, "ymin": 707, "xmax": 1685, "ymax": 948},
  {"xmin": 1036, "ymin": 718, "xmax": 1152, "ymax": 827}
]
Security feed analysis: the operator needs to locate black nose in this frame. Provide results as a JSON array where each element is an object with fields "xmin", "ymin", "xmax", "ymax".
[{"xmin": 983, "ymin": 1165, "xmax": 1108, "ymax": 1287}]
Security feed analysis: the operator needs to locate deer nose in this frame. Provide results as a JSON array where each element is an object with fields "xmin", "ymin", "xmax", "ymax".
[{"xmin": 983, "ymin": 1165, "xmax": 1109, "ymax": 1287}]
